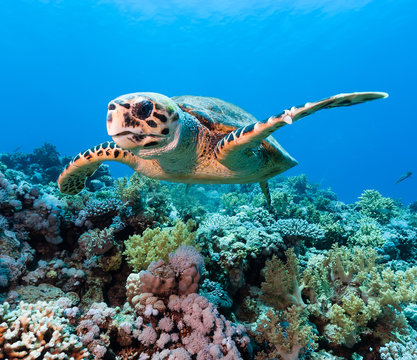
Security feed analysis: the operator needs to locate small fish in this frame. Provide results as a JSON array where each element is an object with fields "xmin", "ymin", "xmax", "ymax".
[
  {"xmin": 395, "ymin": 171, "xmax": 412, "ymax": 184},
  {"xmin": 13, "ymin": 146, "xmax": 22, "ymax": 153}
]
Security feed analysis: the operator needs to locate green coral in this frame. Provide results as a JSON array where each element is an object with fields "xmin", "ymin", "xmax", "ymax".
[
  {"xmin": 271, "ymin": 191, "xmax": 300, "ymax": 218},
  {"xmin": 259, "ymin": 245, "xmax": 417, "ymax": 352},
  {"xmin": 116, "ymin": 172, "xmax": 171, "ymax": 223},
  {"xmin": 356, "ymin": 189, "xmax": 396, "ymax": 224},
  {"xmin": 123, "ymin": 220, "xmax": 197, "ymax": 271},
  {"xmin": 318, "ymin": 213, "xmax": 348, "ymax": 248},
  {"xmin": 261, "ymin": 249, "xmax": 306, "ymax": 309},
  {"xmin": 255, "ymin": 306, "xmax": 318, "ymax": 360},
  {"xmin": 347, "ymin": 218, "xmax": 385, "ymax": 247},
  {"xmin": 220, "ymin": 191, "xmax": 248, "ymax": 214}
]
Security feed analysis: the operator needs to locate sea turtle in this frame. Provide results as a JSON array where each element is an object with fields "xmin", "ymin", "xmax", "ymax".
[{"xmin": 58, "ymin": 91, "xmax": 387, "ymax": 205}]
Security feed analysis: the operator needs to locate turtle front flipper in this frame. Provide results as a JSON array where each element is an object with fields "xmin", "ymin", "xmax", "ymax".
[
  {"xmin": 58, "ymin": 141, "xmax": 138, "ymax": 195},
  {"xmin": 215, "ymin": 91, "xmax": 388, "ymax": 164}
]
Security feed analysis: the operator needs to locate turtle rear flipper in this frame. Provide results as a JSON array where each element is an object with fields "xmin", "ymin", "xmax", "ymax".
[
  {"xmin": 215, "ymin": 91, "xmax": 388, "ymax": 164},
  {"xmin": 58, "ymin": 141, "xmax": 138, "ymax": 195}
]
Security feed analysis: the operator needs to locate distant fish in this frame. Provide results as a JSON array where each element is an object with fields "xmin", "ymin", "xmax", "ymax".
[
  {"xmin": 395, "ymin": 171, "xmax": 412, "ymax": 184},
  {"xmin": 13, "ymin": 146, "xmax": 22, "ymax": 152}
]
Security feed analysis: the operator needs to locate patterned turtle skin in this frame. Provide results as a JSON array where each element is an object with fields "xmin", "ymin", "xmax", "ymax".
[{"xmin": 58, "ymin": 91, "xmax": 388, "ymax": 205}]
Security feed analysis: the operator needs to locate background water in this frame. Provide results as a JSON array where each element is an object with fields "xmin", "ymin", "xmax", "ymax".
[{"xmin": 1, "ymin": 0, "xmax": 415, "ymax": 203}]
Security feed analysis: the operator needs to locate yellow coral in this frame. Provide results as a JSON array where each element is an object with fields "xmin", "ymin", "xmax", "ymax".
[
  {"xmin": 261, "ymin": 249, "xmax": 306, "ymax": 309},
  {"xmin": 256, "ymin": 305, "xmax": 317, "ymax": 360},
  {"xmin": 367, "ymin": 266, "xmax": 417, "ymax": 307},
  {"xmin": 347, "ymin": 218, "xmax": 385, "ymax": 247},
  {"xmin": 325, "ymin": 293, "xmax": 376, "ymax": 347},
  {"xmin": 261, "ymin": 244, "xmax": 417, "ymax": 349},
  {"xmin": 356, "ymin": 189, "xmax": 396, "ymax": 224},
  {"xmin": 123, "ymin": 220, "xmax": 196, "ymax": 271}
]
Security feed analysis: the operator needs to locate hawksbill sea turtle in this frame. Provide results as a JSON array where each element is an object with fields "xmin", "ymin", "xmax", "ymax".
[{"xmin": 58, "ymin": 91, "xmax": 388, "ymax": 205}]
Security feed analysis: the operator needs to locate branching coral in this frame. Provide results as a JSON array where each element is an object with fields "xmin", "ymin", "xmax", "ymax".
[
  {"xmin": 13, "ymin": 185, "xmax": 64, "ymax": 244},
  {"xmin": 275, "ymin": 218, "xmax": 325, "ymax": 247},
  {"xmin": 124, "ymin": 220, "xmax": 197, "ymax": 272},
  {"xmin": 347, "ymin": 218, "xmax": 385, "ymax": 247},
  {"xmin": 380, "ymin": 339, "xmax": 417, "ymax": 360},
  {"xmin": 75, "ymin": 198, "xmax": 122, "ymax": 229},
  {"xmin": 197, "ymin": 207, "xmax": 285, "ymax": 295},
  {"xmin": 116, "ymin": 172, "xmax": 172, "ymax": 224},
  {"xmin": 0, "ymin": 301, "xmax": 89, "ymax": 359},
  {"xmin": 356, "ymin": 189, "xmax": 397, "ymax": 224},
  {"xmin": 199, "ymin": 279, "xmax": 233, "ymax": 309}
]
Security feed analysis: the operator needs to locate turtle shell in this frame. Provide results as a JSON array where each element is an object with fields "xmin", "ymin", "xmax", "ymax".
[
  {"xmin": 173, "ymin": 95, "xmax": 257, "ymax": 134},
  {"xmin": 173, "ymin": 95, "xmax": 281, "ymax": 148}
]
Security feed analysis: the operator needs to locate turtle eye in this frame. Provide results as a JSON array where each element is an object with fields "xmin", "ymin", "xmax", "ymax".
[{"xmin": 132, "ymin": 99, "xmax": 154, "ymax": 120}]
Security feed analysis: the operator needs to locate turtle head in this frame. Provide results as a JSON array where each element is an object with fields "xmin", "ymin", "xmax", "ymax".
[{"xmin": 107, "ymin": 92, "xmax": 181, "ymax": 157}]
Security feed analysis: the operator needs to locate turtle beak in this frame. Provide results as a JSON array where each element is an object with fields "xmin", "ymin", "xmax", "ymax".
[{"xmin": 109, "ymin": 131, "xmax": 135, "ymax": 137}]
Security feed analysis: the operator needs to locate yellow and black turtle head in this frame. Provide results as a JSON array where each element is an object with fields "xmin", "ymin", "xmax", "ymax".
[{"xmin": 107, "ymin": 92, "xmax": 181, "ymax": 157}]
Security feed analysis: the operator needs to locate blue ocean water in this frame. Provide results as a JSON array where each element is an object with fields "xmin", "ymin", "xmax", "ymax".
[{"xmin": 1, "ymin": 0, "xmax": 415, "ymax": 203}]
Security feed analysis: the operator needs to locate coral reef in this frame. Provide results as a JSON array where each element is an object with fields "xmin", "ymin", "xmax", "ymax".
[{"xmin": 1, "ymin": 146, "xmax": 417, "ymax": 359}]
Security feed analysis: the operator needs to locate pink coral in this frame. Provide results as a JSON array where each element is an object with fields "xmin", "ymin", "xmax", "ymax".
[
  {"xmin": 138, "ymin": 325, "xmax": 158, "ymax": 346},
  {"xmin": 169, "ymin": 245, "xmax": 204, "ymax": 275}
]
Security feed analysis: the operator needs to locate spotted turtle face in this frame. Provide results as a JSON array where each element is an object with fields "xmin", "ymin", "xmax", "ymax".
[{"xmin": 106, "ymin": 92, "xmax": 180, "ymax": 154}]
